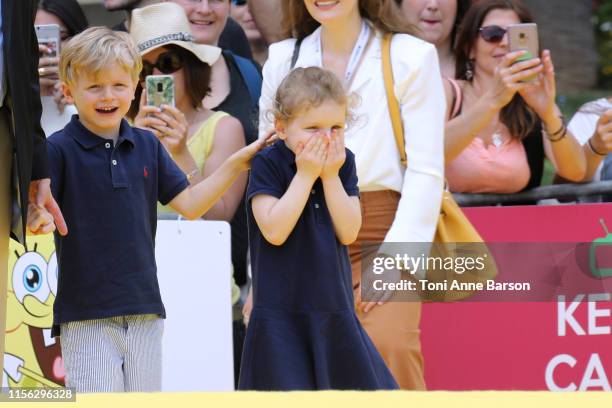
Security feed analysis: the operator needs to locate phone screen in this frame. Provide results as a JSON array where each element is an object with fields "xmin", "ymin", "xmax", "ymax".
[
  {"xmin": 35, "ymin": 24, "xmax": 61, "ymax": 58},
  {"xmin": 507, "ymin": 23, "xmax": 539, "ymax": 82},
  {"xmin": 145, "ymin": 75, "xmax": 175, "ymax": 108},
  {"xmin": 508, "ymin": 23, "xmax": 539, "ymax": 61}
]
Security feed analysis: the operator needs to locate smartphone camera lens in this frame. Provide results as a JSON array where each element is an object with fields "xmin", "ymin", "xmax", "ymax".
[{"xmin": 157, "ymin": 83, "xmax": 164, "ymax": 92}]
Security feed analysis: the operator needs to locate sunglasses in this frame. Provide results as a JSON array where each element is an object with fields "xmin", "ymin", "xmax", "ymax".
[
  {"xmin": 479, "ymin": 25, "xmax": 507, "ymax": 43},
  {"xmin": 140, "ymin": 51, "xmax": 184, "ymax": 81},
  {"xmin": 232, "ymin": 0, "xmax": 247, "ymax": 5}
]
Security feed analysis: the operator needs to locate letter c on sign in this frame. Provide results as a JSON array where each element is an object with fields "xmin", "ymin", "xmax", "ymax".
[{"xmin": 545, "ymin": 354, "xmax": 577, "ymax": 392}]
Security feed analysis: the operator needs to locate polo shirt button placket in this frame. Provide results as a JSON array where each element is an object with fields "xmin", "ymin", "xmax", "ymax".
[
  {"xmin": 112, "ymin": 159, "xmax": 117, "ymax": 166},
  {"xmin": 105, "ymin": 142, "xmax": 111, "ymax": 149}
]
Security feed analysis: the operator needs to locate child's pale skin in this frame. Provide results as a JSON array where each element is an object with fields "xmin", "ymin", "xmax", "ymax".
[
  {"xmin": 30, "ymin": 62, "xmax": 269, "ymax": 224},
  {"xmin": 252, "ymin": 100, "xmax": 362, "ymax": 246}
]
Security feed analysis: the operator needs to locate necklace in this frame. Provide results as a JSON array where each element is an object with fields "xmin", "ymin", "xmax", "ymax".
[{"xmin": 491, "ymin": 131, "xmax": 503, "ymax": 148}]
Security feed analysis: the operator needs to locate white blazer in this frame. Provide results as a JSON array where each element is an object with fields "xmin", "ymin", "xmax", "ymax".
[{"xmin": 258, "ymin": 25, "xmax": 445, "ymax": 244}]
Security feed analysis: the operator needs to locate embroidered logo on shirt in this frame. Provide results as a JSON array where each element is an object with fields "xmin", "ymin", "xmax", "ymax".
[{"xmin": 144, "ymin": 166, "xmax": 149, "ymax": 178}]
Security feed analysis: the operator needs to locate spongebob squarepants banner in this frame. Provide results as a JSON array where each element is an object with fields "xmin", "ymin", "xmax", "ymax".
[
  {"xmin": 4, "ymin": 220, "xmax": 234, "ymax": 391},
  {"xmin": 4, "ymin": 234, "xmax": 62, "ymax": 388}
]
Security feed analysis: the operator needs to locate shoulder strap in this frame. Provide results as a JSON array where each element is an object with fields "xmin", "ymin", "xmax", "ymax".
[
  {"xmin": 446, "ymin": 77, "xmax": 463, "ymax": 120},
  {"xmin": 381, "ymin": 33, "xmax": 406, "ymax": 167},
  {"xmin": 290, "ymin": 38, "xmax": 304, "ymax": 69},
  {"xmin": 231, "ymin": 53, "xmax": 262, "ymax": 106}
]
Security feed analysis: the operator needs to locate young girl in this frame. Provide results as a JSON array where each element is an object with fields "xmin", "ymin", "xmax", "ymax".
[
  {"xmin": 238, "ymin": 67, "xmax": 398, "ymax": 391},
  {"xmin": 250, "ymin": 0, "xmax": 446, "ymax": 390}
]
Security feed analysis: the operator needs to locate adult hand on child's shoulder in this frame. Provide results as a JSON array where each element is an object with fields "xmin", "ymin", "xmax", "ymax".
[{"xmin": 320, "ymin": 129, "xmax": 346, "ymax": 180}]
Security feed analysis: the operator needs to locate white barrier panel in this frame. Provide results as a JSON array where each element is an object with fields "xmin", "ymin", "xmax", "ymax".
[{"xmin": 155, "ymin": 220, "xmax": 234, "ymax": 392}]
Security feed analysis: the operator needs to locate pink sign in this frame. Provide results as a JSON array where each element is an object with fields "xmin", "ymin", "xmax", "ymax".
[{"xmin": 421, "ymin": 204, "xmax": 612, "ymax": 391}]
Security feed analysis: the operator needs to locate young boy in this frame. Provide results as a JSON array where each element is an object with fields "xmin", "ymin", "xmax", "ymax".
[{"xmin": 30, "ymin": 27, "xmax": 263, "ymax": 392}]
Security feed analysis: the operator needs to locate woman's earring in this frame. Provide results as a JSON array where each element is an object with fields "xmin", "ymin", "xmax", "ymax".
[{"xmin": 465, "ymin": 60, "xmax": 474, "ymax": 81}]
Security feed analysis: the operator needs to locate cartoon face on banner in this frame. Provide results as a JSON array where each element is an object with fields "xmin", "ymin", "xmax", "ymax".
[{"xmin": 3, "ymin": 234, "xmax": 64, "ymax": 388}]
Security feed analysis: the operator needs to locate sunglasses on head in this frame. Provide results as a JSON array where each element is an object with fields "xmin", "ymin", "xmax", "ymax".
[
  {"xmin": 479, "ymin": 25, "xmax": 507, "ymax": 43},
  {"xmin": 140, "ymin": 50, "xmax": 184, "ymax": 81}
]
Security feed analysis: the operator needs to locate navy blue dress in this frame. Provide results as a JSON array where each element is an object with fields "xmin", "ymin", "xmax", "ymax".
[{"xmin": 238, "ymin": 141, "xmax": 398, "ymax": 391}]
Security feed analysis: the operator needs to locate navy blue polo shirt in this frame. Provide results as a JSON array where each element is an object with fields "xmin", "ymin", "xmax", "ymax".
[
  {"xmin": 48, "ymin": 116, "xmax": 189, "ymax": 335},
  {"xmin": 247, "ymin": 140, "xmax": 359, "ymax": 312}
]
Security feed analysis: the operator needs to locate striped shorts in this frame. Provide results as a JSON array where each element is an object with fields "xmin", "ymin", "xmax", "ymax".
[{"xmin": 60, "ymin": 314, "xmax": 163, "ymax": 392}]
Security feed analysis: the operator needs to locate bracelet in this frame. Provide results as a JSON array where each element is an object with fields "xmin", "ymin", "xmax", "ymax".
[
  {"xmin": 588, "ymin": 138, "xmax": 607, "ymax": 156},
  {"xmin": 543, "ymin": 114, "xmax": 566, "ymax": 137},
  {"xmin": 543, "ymin": 124, "xmax": 567, "ymax": 142},
  {"xmin": 547, "ymin": 123, "xmax": 565, "ymax": 137},
  {"xmin": 548, "ymin": 125, "xmax": 567, "ymax": 142},
  {"xmin": 185, "ymin": 168, "xmax": 199, "ymax": 182}
]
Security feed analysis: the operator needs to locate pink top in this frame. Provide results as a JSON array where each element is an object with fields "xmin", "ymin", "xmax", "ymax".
[
  {"xmin": 446, "ymin": 136, "xmax": 531, "ymax": 194},
  {"xmin": 444, "ymin": 78, "xmax": 531, "ymax": 194}
]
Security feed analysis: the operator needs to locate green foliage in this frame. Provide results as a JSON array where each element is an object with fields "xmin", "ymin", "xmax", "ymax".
[{"xmin": 595, "ymin": 1, "xmax": 612, "ymax": 89}]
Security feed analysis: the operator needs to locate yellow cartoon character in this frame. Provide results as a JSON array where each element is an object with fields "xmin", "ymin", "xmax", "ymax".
[{"xmin": 3, "ymin": 235, "xmax": 64, "ymax": 388}]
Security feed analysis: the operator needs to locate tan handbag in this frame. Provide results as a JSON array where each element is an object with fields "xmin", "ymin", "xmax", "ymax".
[{"xmin": 381, "ymin": 33, "xmax": 496, "ymax": 301}]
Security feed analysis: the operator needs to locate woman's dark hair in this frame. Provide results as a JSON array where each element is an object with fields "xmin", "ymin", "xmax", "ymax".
[
  {"xmin": 128, "ymin": 45, "xmax": 212, "ymax": 120},
  {"xmin": 455, "ymin": 0, "xmax": 536, "ymax": 140},
  {"xmin": 282, "ymin": 0, "xmax": 416, "ymax": 40},
  {"xmin": 451, "ymin": 0, "xmax": 472, "ymax": 49},
  {"xmin": 39, "ymin": 0, "xmax": 89, "ymax": 38}
]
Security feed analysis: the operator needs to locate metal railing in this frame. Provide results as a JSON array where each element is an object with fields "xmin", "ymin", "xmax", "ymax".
[
  {"xmin": 453, "ymin": 180, "xmax": 612, "ymax": 206},
  {"xmin": 157, "ymin": 182, "xmax": 612, "ymax": 218}
]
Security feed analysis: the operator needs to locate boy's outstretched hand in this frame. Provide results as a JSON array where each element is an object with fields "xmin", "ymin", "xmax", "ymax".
[
  {"xmin": 321, "ymin": 129, "xmax": 346, "ymax": 180},
  {"xmin": 231, "ymin": 130, "xmax": 276, "ymax": 172}
]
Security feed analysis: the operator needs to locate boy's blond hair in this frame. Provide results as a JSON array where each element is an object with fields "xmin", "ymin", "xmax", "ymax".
[{"xmin": 60, "ymin": 26, "xmax": 142, "ymax": 86}]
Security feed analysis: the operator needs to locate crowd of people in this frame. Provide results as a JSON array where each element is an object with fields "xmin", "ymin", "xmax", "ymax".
[{"xmin": 0, "ymin": 0, "xmax": 610, "ymax": 395}]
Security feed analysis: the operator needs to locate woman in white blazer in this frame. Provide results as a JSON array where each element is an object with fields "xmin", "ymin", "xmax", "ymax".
[{"xmin": 256, "ymin": 0, "xmax": 445, "ymax": 389}]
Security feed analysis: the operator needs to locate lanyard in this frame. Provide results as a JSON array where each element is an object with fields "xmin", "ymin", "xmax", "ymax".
[{"xmin": 315, "ymin": 20, "xmax": 371, "ymax": 87}]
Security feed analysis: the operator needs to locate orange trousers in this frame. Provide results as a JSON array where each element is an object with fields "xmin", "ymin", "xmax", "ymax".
[{"xmin": 348, "ymin": 191, "xmax": 425, "ymax": 390}]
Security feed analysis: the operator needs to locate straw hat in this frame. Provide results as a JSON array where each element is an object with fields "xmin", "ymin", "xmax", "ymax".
[{"xmin": 130, "ymin": 2, "xmax": 221, "ymax": 66}]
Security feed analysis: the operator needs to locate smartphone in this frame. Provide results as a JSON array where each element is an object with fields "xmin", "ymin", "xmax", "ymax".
[
  {"xmin": 35, "ymin": 24, "xmax": 60, "ymax": 58},
  {"xmin": 145, "ymin": 75, "xmax": 175, "ymax": 108},
  {"xmin": 508, "ymin": 23, "xmax": 539, "ymax": 81}
]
